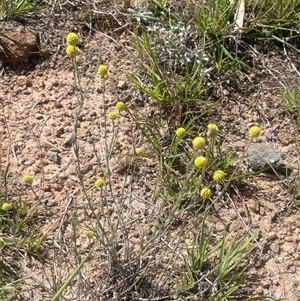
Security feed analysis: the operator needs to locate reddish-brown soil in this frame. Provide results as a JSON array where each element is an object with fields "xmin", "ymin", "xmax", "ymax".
[{"xmin": 1, "ymin": 1, "xmax": 300, "ymax": 300}]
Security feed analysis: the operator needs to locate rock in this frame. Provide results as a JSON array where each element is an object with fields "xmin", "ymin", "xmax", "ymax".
[
  {"xmin": 267, "ymin": 231, "xmax": 277, "ymax": 240},
  {"xmin": 246, "ymin": 143, "xmax": 290, "ymax": 174},
  {"xmin": 46, "ymin": 151, "xmax": 60, "ymax": 164},
  {"xmin": 16, "ymin": 75, "xmax": 31, "ymax": 87},
  {"xmin": 80, "ymin": 163, "xmax": 92, "ymax": 174},
  {"xmin": 32, "ymin": 80, "xmax": 45, "ymax": 90},
  {"xmin": 0, "ymin": 26, "xmax": 38, "ymax": 63},
  {"xmin": 273, "ymin": 290, "xmax": 283, "ymax": 299},
  {"xmin": 286, "ymin": 245, "xmax": 296, "ymax": 255},
  {"xmin": 64, "ymin": 133, "xmax": 76, "ymax": 147},
  {"xmin": 117, "ymin": 80, "xmax": 127, "ymax": 89},
  {"xmin": 271, "ymin": 243, "xmax": 280, "ymax": 254}
]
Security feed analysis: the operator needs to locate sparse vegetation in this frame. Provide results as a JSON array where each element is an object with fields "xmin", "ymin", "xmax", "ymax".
[{"xmin": 1, "ymin": 0, "xmax": 300, "ymax": 300}]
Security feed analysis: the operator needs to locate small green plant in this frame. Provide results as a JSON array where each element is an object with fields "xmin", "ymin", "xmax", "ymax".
[
  {"xmin": 158, "ymin": 122, "xmax": 237, "ymax": 211},
  {"xmin": 281, "ymin": 86, "xmax": 300, "ymax": 131},
  {"xmin": 244, "ymin": 0, "xmax": 300, "ymax": 39},
  {"xmin": 172, "ymin": 211, "xmax": 256, "ymax": 300},
  {"xmin": 280, "ymin": 86, "xmax": 300, "ymax": 211},
  {"xmin": 0, "ymin": 0, "xmax": 43, "ymax": 20}
]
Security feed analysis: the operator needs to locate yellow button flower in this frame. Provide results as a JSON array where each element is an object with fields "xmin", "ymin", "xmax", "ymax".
[
  {"xmin": 116, "ymin": 101, "xmax": 126, "ymax": 111},
  {"xmin": 107, "ymin": 111, "xmax": 117, "ymax": 120},
  {"xmin": 97, "ymin": 65, "xmax": 108, "ymax": 77},
  {"xmin": 249, "ymin": 125, "xmax": 261, "ymax": 138},
  {"xmin": 2, "ymin": 203, "xmax": 12, "ymax": 211},
  {"xmin": 200, "ymin": 187, "xmax": 212, "ymax": 200},
  {"xmin": 194, "ymin": 156, "xmax": 207, "ymax": 169},
  {"xmin": 66, "ymin": 45, "xmax": 77, "ymax": 57},
  {"xmin": 95, "ymin": 178, "xmax": 105, "ymax": 188},
  {"xmin": 213, "ymin": 170, "xmax": 226, "ymax": 182},
  {"xmin": 135, "ymin": 147, "xmax": 144, "ymax": 156},
  {"xmin": 176, "ymin": 127, "xmax": 186, "ymax": 138},
  {"xmin": 22, "ymin": 174, "xmax": 33, "ymax": 185},
  {"xmin": 207, "ymin": 123, "xmax": 219, "ymax": 138},
  {"xmin": 192, "ymin": 137, "xmax": 206, "ymax": 150},
  {"xmin": 66, "ymin": 32, "xmax": 79, "ymax": 46},
  {"xmin": 86, "ymin": 230, "xmax": 95, "ymax": 239}
]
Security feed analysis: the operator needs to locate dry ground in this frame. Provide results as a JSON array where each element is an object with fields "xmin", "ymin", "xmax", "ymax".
[{"xmin": 1, "ymin": 1, "xmax": 300, "ymax": 300}]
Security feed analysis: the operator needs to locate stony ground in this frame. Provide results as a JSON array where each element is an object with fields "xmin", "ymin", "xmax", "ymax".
[{"xmin": 1, "ymin": 1, "xmax": 300, "ymax": 300}]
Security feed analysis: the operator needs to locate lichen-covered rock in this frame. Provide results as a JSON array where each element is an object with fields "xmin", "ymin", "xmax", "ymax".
[
  {"xmin": 246, "ymin": 143, "xmax": 286, "ymax": 171},
  {"xmin": 0, "ymin": 26, "xmax": 38, "ymax": 63}
]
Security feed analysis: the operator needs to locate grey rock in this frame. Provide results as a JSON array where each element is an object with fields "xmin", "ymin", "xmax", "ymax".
[
  {"xmin": 46, "ymin": 151, "xmax": 60, "ymax": 164},
  {"xmin": 246, "ymin": 143, "xmax": 286, "ymax": 172},
  {"xmin": 64, "ymin": 133, "xmax": 76, "ymax": 147},
  {"xmin": 271, "ymin": 243, "xmax": 280, "ymax": 254}
]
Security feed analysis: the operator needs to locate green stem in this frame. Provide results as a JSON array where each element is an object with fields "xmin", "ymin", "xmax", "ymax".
[{"xmin": 50, "ymin": 249, "xmax": 93, "ymax": 301}]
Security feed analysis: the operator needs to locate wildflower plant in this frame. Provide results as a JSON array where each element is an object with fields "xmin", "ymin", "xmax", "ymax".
[
  {"xmin": 107, "ymin": 111, "xmax": 117, "ymax": 120},
  {"xmin": 135, "ymin": 147, "xmax": 144, "ymax": 156},
  {"xmin": 116, "ymin": 101, "xmax": 126, "ymax": 111},
  {"xmin": 200, "ymin": 187, "xmax": 212, "ymax": 200},
  {"xmin": 95, "ymin": 178, "xmax": 105, "ymax": 188},
  {"xmin": 249, "ymin": 125, "xmax": 261, "ymax": 138},
  {"xmin": 159, "ymin": 120, "xmax": 237, "ymax": 211},
  {"xmin": 51, "ymin": 32, "xmax": 162, "ymax": 301},
  {"xmin": 175, "ymin": 127, "xmax": 186, "ymax": 138},
  {"xmin": 213, "ymin": 170, "xmax": 226, "ymax": 182},
  {"xmin": 86, "ymin": 230, "xmax": 95, "ymax": 239},
  {"xmin": 66, "ymin": 32, "xmax": 79, "ymax": 46},
  {"xmin": 66, "ymin": 45, "xmax": 77, "ymax": 57},
  {"xmin": 22, "ymin": 174, "xmax": 33, "ymax": 185},
  {"xmin": 97, "ymin": 65, "xmax": 108, "ymax": 77},
  {"xmin": 192, "ymin": 136, "xmax": 206, "ymax": 150},
  {"xmin": 1, "ymin": 202, "xmax": 12, "ymax": 211},
  {"xmin": 194, "ymin": 156, "xmax": 207, "ymax": 170},
  {"xmin": 207, "ymin": 123, "xmax": 219, "ymax": 138}
]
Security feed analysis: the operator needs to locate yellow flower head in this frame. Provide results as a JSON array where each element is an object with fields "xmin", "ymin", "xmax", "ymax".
[
  {"xmin": 116, "ymin": 101, "xmax": 126, "ymax": 111},
  {"xmin": 249, "ymin": 125, "xmax": 261, "ymax": 138},
  {"xmin": 86, "ymin": 230, "xmax": 95, "ymax": 239},
  {"xmin": 95, "ymin": 178, "xmax": 105, "ymax": 188},
  {"xmin": 66, "ymin": 45, "xmax": 77, "ymax": 57},
  {"xmin": 200, "ymin": 187, "xmax": 212, "ymax": 200},
  {"xmin": 207, "ymin": 123, "xmax": 219, "ymax": 138},
  {"xmin": 2, "ymin": 203, "xmax": 12, "ymax": 211},
  {"xmin": 66, "ymin": 32, "xmax": 79, "ymax": 46},
  {"xmin": 194, "ymin": 156, "xmax": 207, "ymax": 169},
  {"xmin": 135, "ymin": 147, "xmax": 144, "ymax": 156},
  {"xmin": 176, "ymin": 127, "xmax": 186, "ymax": 138},
  {"xmin": 22, "ymin": 174, "xmax": 33, "ymax": 185},
  {"xmin": 97, "ymin": 65, "xmax": 108, "ymax": 77},
  {"xmin": 213, "ymin": 170, "xmax": 226, "ymax": 182},
  {"xmin": 107, "ymin": 111, "xmax": 117, "ymax": 120},
  {"xmin": 192, "ymin": 136, "xmax": 206, "ymax": 150}
]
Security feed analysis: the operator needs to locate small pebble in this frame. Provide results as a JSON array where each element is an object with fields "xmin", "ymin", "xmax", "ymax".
[
  {"xmin": 64, "ymin": 133, "xmax": 76, "ymax": 147},
  {"xmin": 286, "ymin": 245, "xmax": 295, "ymax": 255},
  {"xmin": 117, "ymin": 80, "xmax": 127, "ymax": 89},
  {"xmin": 267, "ymin": 231, "xmax": 277, "ymax": 240},
  {"xmin": 47, "ymin": 151, "xmax": 60, "ymax": 164},
  {"xmin": 16, "ymin": 75, "xmax": 31, "ymax": 87},
  {"xmin": 271, "ymin": 243, "xmax": 280, "ymax": 254}
]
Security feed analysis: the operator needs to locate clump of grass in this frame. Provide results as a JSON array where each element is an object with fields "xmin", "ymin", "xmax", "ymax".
[
  {"xmin": 0, "ymin": 0, "xmax": 43, "ymax": 20},
  {"xmin": 0, "ymin": 173, "xmax": 43, "ymax": 300},
  {"xmin": 280, "ymin": 86, "xmax": 300, "ymax": 210},
  {"xmin": 171, "ymin": 211, "xmax": 257, "ymax": 300}
]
